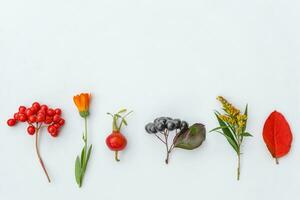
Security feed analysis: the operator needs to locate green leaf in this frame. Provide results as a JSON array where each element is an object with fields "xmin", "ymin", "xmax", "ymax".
[
  {"xmin": 86, "ymin": 145, "xmax": 93, "ymax": 166},
  {"xmin": 210, "ymin": 126, "xmax": 228, "ymax": 133},
  {"xmin": 81, "ymin": 147, "xmax": 86, "ymax": 167},
  {"xmin": 174, "ymin": 123, "xmax": 206, "ymax": 150},
  {"xmin": 216, "ymin": 131, "xmax": 239, "ymax": 154},
  {"xmin": 118, "ymin": 109, "xmax": 127, "ymax": 114},
  {"xmin": 242, "ymin": 104, "xmax": 248, "ymax": 133},
  {"xmin": 241, "ymin": 132, "xmax": 253, "ymax": 137},
  {"xmin": 122, "ymin": 119, "xmax": 128, "ymax": 126},
  {"xmin": 75, "ymin": 156, "xmax": 82, "ymax": 186},
  {"xmin": 215, "ymin": 113, "xmax": 238, "ymax": 142}
]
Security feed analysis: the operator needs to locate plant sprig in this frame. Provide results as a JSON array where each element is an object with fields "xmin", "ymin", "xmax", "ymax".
[{"xmin": 211, "ymin": 96, "xmax": 252, "ymax": 180}]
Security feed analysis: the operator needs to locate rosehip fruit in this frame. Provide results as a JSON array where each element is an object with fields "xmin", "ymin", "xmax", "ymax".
[
  {"xmin": 53, "ymin": 114, "xmax": 60, "ymax": 123},
  {"xmin": 32, "ymin": 102, "xmax": 41, "ymax": 110},
  {"xmin": 27, "ymin": 126, "xmax": 36, "ymax": 135},
  {"xmin": 19, "ymin": 106, "xmax": 26, "ymax": 113},
  {"xmin": 28, "ymin": 115, "xmax": 37, "ymax": 123},
  {"xmin": 47, "ymin": 109, "xmax": 55, "ymax": 116},
  {"xmin": 7, "ymin": 119, "xmax": 16, "ymax": 126},
  {"xmin": 54, "ymin": 108, "xmax": 62, "ymax": 115},
  {"xmin": 18, "ymin": 114, "xmax": 27, "ymax": 122}
]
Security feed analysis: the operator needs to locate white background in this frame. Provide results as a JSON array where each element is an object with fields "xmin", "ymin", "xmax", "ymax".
[{"xmin": 0, "ymin": 0, "xmax": 300, "ymax": 200}]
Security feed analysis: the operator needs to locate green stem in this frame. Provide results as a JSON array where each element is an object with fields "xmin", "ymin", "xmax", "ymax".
[
  {"xmin": 237, "ymin": 152, "xmax": 240, "ymax": 181},
  {"xmin": 115, "ymin": 151, "xmax": 120, "ymax": 162},
  {"xmin": 84, "ymin": 116, "xmax": 88, "ymax": 147}
]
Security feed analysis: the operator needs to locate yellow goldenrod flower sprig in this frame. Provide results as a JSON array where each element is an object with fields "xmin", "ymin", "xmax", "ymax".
[{"xmin": 211, "ymin": 96, "xmax": 252, "ymax": 181}]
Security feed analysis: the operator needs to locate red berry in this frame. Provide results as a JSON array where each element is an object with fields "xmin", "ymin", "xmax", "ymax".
[
  {"xmin": 45, "ymin": 116, "xmax": 53, "ymax": 124},
  {"xmin": 58, "ymin": 119, "xmax": 65, "ymax": 126},
  {"xmin": 28, "ymin": 115, "xmax": 37, "ymax": 123},
  {"xmin": 36, "ymin": 114, "xmax": 45, "ymax": 122},
  {"xmin": 32, "ymin": 102, "xmax": 41, "ymax": 110},
  {"xmin": 18, "ymin": 114, "xmax": 27, "ymax": 122},
  {"xmin": 30, "ymin": 107, "xmax": 38, "ymax": 114},
  {"xmin": 40, "ymin": 105, "xmax": 48, "ymax": 112},
  {"xmin": 25, "ymin": 108, "xmax": 33, "ymax": 117},
  {"xmin": 7, "ymin": 119, "xmax": 16, "ymax": 126},
  {"xmin": 47, "ymin": 125, "xmax": 57, "ymax": 133},
  {"xmin": 37, "ymin": 110, "xmax": 46, "ymax": 115},
  {"xmin": 54, "ymin": 108, "xmax": 62, "ymax": 115},
  {"xmin": 53, "ymin": 123, "xmax": 60, "ymax": 128},
  {"xmin": 47, "ymin": 108, "xmax": 55, "ymax": 116},
  {"xmin": 27, "ymin": 126, "xmax": 36, "ymax": 135},
  {"xmin": 14, "ymin": 113, "xmax": 19, "ymax": 120},
  {"xmin": 50, "ymin": 129, "xmax": 59, "ymax": 137},
  {"xmin": 53, "ymin": 114, "xmax": 61, "ymax": 123},
  {"xmin": 19, "ymin": 106, "xmax": 26, "ymax": 113}
]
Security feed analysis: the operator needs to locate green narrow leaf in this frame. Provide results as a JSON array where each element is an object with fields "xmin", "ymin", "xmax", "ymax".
[
  {"xmin": 75, "ymin": 156, "xmax": 82, "ymax": 186},
  {"xmin": 241, "ymin": 132, "xmax": 253, "ymax": 137},
  {"xmin": 86, "ymin": 145, "xmax": 93, "ymax": 166},
  {"xmin": 81, "ymin": 147, "xmax": 86, "ymax": 166},
  {"xmin": 242, "ymin": 104, "xmax": 248, "ymax": 133},
  {"xmin": 118, "ymin": 109, "xmax": 127, "ymax": 114},
  {"xmin": 210, "ymin": 126, "xmax": 228, "ymax": 133},
  {"xmin": 122, "ymin": 118, "xmax": 128, "ymax": 126},
  {"xmin": 216, "ymin": 131, "xmax": 239, "ymax": 154},
  {"xmin": 215, "ymin": 113, "xmax": 238, "ymax": 143}
]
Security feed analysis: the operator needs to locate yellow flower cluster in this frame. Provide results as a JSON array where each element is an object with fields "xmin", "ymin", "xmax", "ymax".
[
  {"xmin": 217, "ymin": 96, "xmax": 247, "ymax": 133},
  {"xmin": 217, "ymin": 96, "xmax": 240, "ymax": 117}
]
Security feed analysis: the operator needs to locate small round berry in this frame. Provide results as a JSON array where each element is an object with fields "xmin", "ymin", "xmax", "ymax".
[
  {"xmin": 44, "ymin": 116, "xmax": 53, "ymax": 124},
  {"xmin": 155, "ymin": 122, "xmax": 166, "ymax": 132},
  {"xmin": 27, "ymin": 126, "xmax": 36, "ymax": 135},
  {"xmin": 173, "ymin": 119, "xmax": 181, "ymax": 129},
  {"xmin": 37, "ymin": 110, "xmax": 46, "ymax": 115},
  {"xmin": 32, "ymin": 102, "xmax": 41, "ymax": 110},
  {"xmin": 28, "ymin": 115, "xmax": 37, "ymax": 123},
  {"xmin": 145, "ymin": 123, "xmax": 154, "ymax": 134},
  {"xmin": 40, "ymin": 105, "xmax": 48, "ymax": 112},
  {"xmin": 54, "ymin": 108, "xmax": 62, "ymax": 115},
  {"xmin": 18, "ymin": 114, "xmax": 27, "ymax": 122},
  {"xmin": 47, "ymin": 125, "xmax": 57, "ymax": 134},
  {"xmin": 58, "ymin": 119, "xmax": 65, "ymax": 126},
  {"xmin": 53, "ymin": 123, "xmax": 60, "ymax": 129},
  {"xmin": 166, "ymin": 121, "xmax": 176, "ymax": 131},
  {"xmin": 36, "ymin": 114, "xmax": 45, "ymax": 122},
  {"xmin": 30, "ymin": 107, "xmax": 38, "ymax": 114},
  {"xmin": 25, "ymin": 108, "xmax": 33, "ymax": 117},
  {"xmin": 53, "ymin": 114, "xmax": 61, "ymax": 123},
  {"xmin": 13, "ymin": 113, "xmax": 19, "ymax": 120},
  {"xmin": 7, "ymin": 119, "xmax": 16, "ymax": 126},
  {"xmin": 50, "ymin": 129, "xmax": 59, "ymax": 137},
  {"xmin": 180, "ymin": 121, "xmax": 189, "ymax": 131},
  {"xmin": 18, "ymin": 106, "xmax": 26, "ymax": 113},
  {"xmin": 47, "ymin": 108, "xmax": 55, "ymax": 116}
]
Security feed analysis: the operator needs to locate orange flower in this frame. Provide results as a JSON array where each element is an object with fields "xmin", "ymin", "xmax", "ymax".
[{"xmin": 73, "ymin": 93, "xmax": 91, "ymax": 118}]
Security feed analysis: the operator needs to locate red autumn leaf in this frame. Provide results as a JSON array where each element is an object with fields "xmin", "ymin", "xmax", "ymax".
[{"xmin": 262, "ymin": 111, "xmax": 293, "ymax": 164}]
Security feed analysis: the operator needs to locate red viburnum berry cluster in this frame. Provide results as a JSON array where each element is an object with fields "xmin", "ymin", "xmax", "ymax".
[{"xmin": 7, "ymin": 102, "xmax": 65, "ymax": 137}]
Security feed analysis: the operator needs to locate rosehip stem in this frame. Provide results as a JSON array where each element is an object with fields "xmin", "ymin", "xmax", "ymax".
[
  {"xmin": 115, "ymin": 151, "xmax": 120, "ymax": 162},
  {"xmin": 35, "ymin": 126, "xmax": 51, "ymax": 183}
]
